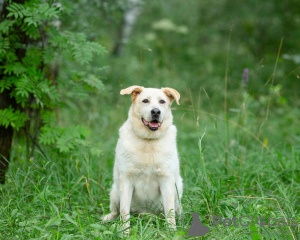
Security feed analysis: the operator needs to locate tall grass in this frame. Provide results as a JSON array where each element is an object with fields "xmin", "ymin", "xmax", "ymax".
[{"xmin": 1, "ymin": 78, "xmax": 299, "ymax": 239}]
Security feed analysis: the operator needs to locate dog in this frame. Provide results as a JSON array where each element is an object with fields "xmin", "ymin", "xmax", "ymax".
[{"xmin": 102, "ymin": 86, "xmax": 183, "ymax": 232}]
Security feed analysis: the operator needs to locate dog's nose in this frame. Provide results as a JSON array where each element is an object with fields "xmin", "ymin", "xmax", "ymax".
[{"xmin": 151, "ymin": 108, "xmax": 161, "ymax": 117}]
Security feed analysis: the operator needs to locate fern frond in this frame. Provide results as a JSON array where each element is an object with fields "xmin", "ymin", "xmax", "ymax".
[
  {"xmin": 6, "ymin": 3, "xmax": 26, "ymax": 19},
  {"xmin": 14, "ymin": 75, "xmax": 32, "ymax": 98},
  {"xmin": 0, "ymin": 37, "xmax": 10, "ymax": 54},
  {"xmin": 0, "ymin": 77, "xmax": 14, "ymax": 92},
  {"xmin": 82, "ymin": 74, "xmax": 105, "ymax": 91},
  {"xmin": 0, "ymin": 106, "xmax": 29, "ymax": 130},
  {"xmin": 0, "ymin": 20, "xmax": 16, "ymax": 34}
]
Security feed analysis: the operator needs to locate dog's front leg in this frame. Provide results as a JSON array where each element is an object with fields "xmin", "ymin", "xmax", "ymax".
[
  {"xmin": 119, "ymin": 175, "xmax": 133, "ymax": 234},
  {"xmin": 160, "ymin": 177, "xmax": 176, "ymax": 230}
]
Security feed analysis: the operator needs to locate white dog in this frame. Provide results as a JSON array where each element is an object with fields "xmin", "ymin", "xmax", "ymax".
[{"xmin": 102, "ymin": 86, "xmax": 183, "ymax": 232}]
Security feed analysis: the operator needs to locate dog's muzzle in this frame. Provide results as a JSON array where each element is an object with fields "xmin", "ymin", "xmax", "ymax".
[
  {"xmin": 142, "ymin": 118, "xmax": 162, "ymax": 131},
  {"xmin": 142, "ymin": 108, "xmax": 163, "ymax": 131}
]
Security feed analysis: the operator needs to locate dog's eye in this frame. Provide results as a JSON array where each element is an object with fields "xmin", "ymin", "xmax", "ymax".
[
  {"xmin": 142, "ymin": 99, "xmax": 149, "ymax": 103},
  {"xmin": 159, "ymin": 100, "xmax": 165, "ymax": 104}
]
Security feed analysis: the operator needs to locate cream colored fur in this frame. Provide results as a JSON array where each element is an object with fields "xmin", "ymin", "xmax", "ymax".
[{"xmin": 102, "ymin": 86, "xmax": 183, "ymax": 232}]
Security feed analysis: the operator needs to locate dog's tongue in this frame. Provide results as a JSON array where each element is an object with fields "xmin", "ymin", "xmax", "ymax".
[
  {"xmin": 149, "ymin": 121, "xmax": 159, "ymax": 128},
  {"xmin": 143, "ymin": 119, "xmax": 149, "ymax": 125}
]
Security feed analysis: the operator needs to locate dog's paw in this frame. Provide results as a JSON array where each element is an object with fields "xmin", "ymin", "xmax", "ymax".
[
  {"xmin": 101, "ymin": 213, "xmax": 118, "ymax": 221},
  {"xmin": 166, "ymin": 218, "xmax": 177, "ymax": 231},
  {"xmin": 168, "ymin": 223, "xmax": 177, "ymax": 231},
  {"xmin": 166, "ymin": 223, "xmax": 177, "ymax": 232},
  {"xmin": 121, "ymin": 221, "xmax": 131, "ymax": 235}
]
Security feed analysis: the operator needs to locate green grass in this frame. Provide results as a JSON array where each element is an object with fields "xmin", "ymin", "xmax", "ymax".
[{"xmin": 1, "ymin": 90, "xmax": 299, "ymax": 239}]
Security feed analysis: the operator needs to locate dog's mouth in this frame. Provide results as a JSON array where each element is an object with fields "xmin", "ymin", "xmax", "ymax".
[{"xmin": 142, "ymin": 118, "xmax": 162, "ymax": 131}]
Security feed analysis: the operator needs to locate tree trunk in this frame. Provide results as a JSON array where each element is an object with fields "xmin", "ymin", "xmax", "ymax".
[
  {"xmin": 0, "ymin": 89, "xmax": 16, "ymax": 184},
  {"xmin": 0, "ymin": 0, "xmax": 26, "ymax": 184},
  {"xmin": 112, "ymin": 0, "xmax": 141, "ymax": 56}
]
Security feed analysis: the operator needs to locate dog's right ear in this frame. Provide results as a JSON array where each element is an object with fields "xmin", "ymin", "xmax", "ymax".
[{"xmin": 120, "ymin": 86, "xmax": 144, "ymax": 101}]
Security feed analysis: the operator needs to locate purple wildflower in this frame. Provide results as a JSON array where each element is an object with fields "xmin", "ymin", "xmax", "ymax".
[{"xmin": 242, "ymin": 68, "xmax": 249, "ymax": 87}]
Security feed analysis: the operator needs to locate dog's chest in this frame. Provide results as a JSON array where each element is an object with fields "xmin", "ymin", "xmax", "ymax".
[{"xmin": 123, "ymin": 141, "xmax": 172, "ymax": 177}]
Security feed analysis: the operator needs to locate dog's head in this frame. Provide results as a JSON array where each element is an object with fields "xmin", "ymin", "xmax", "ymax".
[{"xmin": 120, "ymin": 86, "xmax": 180, "ymax": 139}]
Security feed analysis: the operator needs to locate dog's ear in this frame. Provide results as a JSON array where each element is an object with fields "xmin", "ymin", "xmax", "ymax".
[
  {"xmin": 120, "ymin": 86, "xmax": 144, "ymax": 101},
  {"xmin": 161, "ymin": 87, "xmax": 180, "ymax": 105}
]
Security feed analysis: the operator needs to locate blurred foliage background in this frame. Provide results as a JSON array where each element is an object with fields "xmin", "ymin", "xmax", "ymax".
[
  {"xmin": 50, "ymin": 0, "xmax": 300, "ymax": 178},
  {"xmin": 59, "ymin": 0, "xmax": 300, "ymax": 144},
  {"xmin": 62, "ymin": 0, "xmax": 300, "ymax": 105}
]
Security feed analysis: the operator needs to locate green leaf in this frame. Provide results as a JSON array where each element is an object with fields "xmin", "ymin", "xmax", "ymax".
[
  {"xmin": 15, "ymin": 75, "xmax": 32, "ymax": 98},
  {"xmin": 82, "ymin": 74, "xmax": 105, "ymax": 91},
  {"xmin": 11, "ymin": 209, "xmax": 18, "ymax": 217},
  {"xmin": 33, "ymin": 225, "xmax": 44, "ymax": 232},
  {"xmin": 63, "ymin": 213, "xmax": 78, "ymax": 227},
  {"xmin": 0, "ymin": 77, "xmax": 14, "ymax": 92},
  {"xmin": 6, "ymin": 2, "xmax": 26, "ymax": 19},
  {"xmin": 18, "ymin": 221, "xmax": 26, "ymax": 227},
  {"xmin": 45, "ymin": 216, "xmax": 61, "ymax": 228},
  {"xmin": 90, "ymin": 224, "xmax": 106, "ymax": 230},
  {"xmin": 90, "ymin": 147, "xmax": 102, "ymax": 157},
  {"xmin": 0, "ymin": 106, "xmax": 29, "ymax": 130},
  {"xmin": 52, "ymin": 31, "xmax": 107, "ymax": 64},
  {"xmin": 0, "ymin": 37, "xmax": 10, "ymax": 53},
  {"xmin": 0, "ymin": 20, "xmax": 15, "ymax": 34}
]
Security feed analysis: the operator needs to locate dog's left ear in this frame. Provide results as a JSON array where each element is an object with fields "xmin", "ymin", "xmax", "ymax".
[
  {"xmin": 161, "ymin": 87, "xmax": 180, "ymax": 105},
  {"xmin": 120, "ymin": 85, "xmax": 144, "ymax": 101}
]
